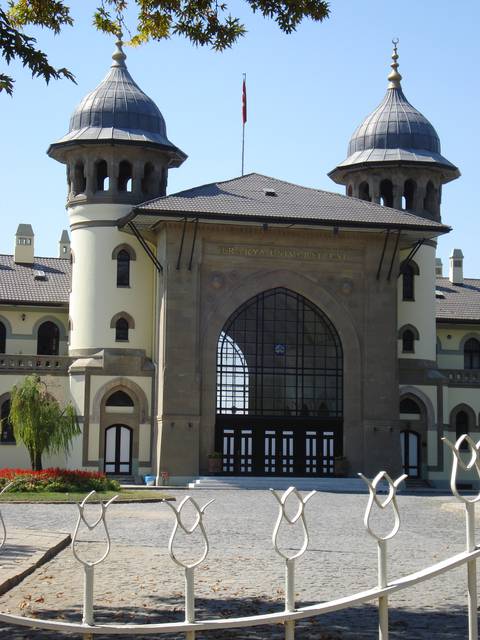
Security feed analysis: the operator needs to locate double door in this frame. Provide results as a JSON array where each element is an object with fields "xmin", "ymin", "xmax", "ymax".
[
  {"xmin": 104, "ymin": 425, "xmax": 132, "ymax": 475},
  {"xmin": 216, "ymin": 421, "xmax": 340, "ymax": 476}
]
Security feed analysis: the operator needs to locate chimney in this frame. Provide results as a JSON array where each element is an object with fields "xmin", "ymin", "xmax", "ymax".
[
  {"xmin": 58, "ymin": 229, "xmax": 71, "ymax": 259},
  {"xmin": 449, "ymin": 249, "xmax": 464, "ymax": 285},
  {"xmin": 14, "ymin": 224, "xmax": 34, "ymax": 264},
  {"xmin": 435, "ymin": 257, "xmax": 443, "ymax": 277}
]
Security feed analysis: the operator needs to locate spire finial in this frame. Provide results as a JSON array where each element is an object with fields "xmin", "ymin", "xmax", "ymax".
[
  {"xmin": 111, "ymin": 32, "xmax": 127, "ymax": 68},
  {"xmin": 388, "ymin": 38, "xmax": 402, "ymax": 89}
]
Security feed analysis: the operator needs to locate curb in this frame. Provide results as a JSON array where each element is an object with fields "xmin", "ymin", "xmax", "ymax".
[{"xmin": 0, "ymin": 533, "xmax": 71, "ymax": 596}]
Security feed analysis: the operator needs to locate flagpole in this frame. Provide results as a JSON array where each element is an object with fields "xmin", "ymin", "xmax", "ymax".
[{"xmin": 241, "ymin": 73, "xmax": 246, "ymax": 176}]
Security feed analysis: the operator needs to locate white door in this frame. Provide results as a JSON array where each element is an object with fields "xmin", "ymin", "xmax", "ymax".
[{"xmin": 105, "ymin": 425, "xmax": 132, "ymax": 474}]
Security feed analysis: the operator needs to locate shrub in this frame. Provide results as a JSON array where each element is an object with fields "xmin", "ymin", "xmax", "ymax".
[{"xmin": 0, "ymin": 468, "xmax": 120, "ymax": 493}]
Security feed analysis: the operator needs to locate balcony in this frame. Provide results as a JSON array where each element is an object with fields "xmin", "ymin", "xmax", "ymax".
[
  {"xmin": 0, "ymin": 354, "xmax": 74, "ymax": 373},
  {"xmin": 441, "ymin": 369, "xmax": 480, "ymax": 386}
]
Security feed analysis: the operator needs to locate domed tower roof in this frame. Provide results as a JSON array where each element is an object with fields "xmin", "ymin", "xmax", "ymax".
[
  {"xmin": 48, "ymin": 39, "xmax": 186, "ymax": 167},
  {"xmin": 329, "ymin": 43, "xmax": 458, "ymax": 183}
]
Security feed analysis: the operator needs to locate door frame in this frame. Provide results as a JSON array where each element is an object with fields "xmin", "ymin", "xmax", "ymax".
[{"xmin": 400, "ymin": 429, "xmax": 420, "ymax": 478}]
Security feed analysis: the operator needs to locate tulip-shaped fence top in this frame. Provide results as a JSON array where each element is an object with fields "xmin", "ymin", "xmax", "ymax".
[{"xmin": 0, "ymin": 435, "xmax": 478, "ymax": 640}]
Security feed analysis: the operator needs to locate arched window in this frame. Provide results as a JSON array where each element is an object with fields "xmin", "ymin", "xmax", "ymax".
[
  {"xmin": 106, "ymin": 390, "xmax": 134, "ymax": 407},
  {"xmin": 400, "ymin": 398, "xmax": 420, "ymax": 415},
  {"xmin": 358, "ymin": 181, "xmax": 371, "ymax": 201},
  {"xmin": 379, "ymin": 179, "xmax": 393, "ymax": 207},
  {"xmin": 118, "ymin": 161, "xmax": 133, "ymax": 192},
  {"xmin": 37, "ymin": 321, "xmax": 60, "ymax": 355},
  {"xmin": 455, "ymin": 410, "xmax": 470, "ymax": 441},
  {"xmin": 217, "ymin": 332, "xmax": 249, "ymax": 414},
  {"xmin": 424, "ymin": 181, "xmax": 436, "ymax": 216},
  {"xmin": 73, "ymin": 161, "xmax": 86, "ymax": 195},
  {"xmin": 0, "ymin": 400, "xmax": 15, "ymax": 444},
  {"xmin": 404, "ymin": 179, "xmax": 416, "ymax": 210},
  {"xmin": 142, "ymin": 162, "xmax": 156, "ymax": 195},
  {"xmin": 216, "ymin": 288, "xmax": 343, "ymax": 417},
  {"xmin": 402, "ymin": 329, "xmax": 415, "ymax": 353},
  {"xmin": 95, "ymin": 160, "xmax": 109, "ymax": 192},
  {"xmin": 464, "ymin": 338, "xmax": 480, "ymax": 369},
  {"xmin": 0, "ymin": 322, "xmax": 5, "ymax": 354},
  {"xmin": 116, "ymin": 250, "xmax": 130, "ymax": 287},
  {"xmin": 115, "ymin": 318, "xmax": 130, "ymax": 342},
  {"xmin": 402, "ymin": 264, "xmax": 415, "ymax": 301},
  {"xmin": 347, "ymin": 185, "xmax": 353, "ymax": 197}
]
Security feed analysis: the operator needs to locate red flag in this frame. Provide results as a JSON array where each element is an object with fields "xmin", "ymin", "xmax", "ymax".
[{"xmin": 242, "ymin": 77, "xmax": 247, "ymax": 125}]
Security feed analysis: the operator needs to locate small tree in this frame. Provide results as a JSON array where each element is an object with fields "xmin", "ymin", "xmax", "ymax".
[{"xmin": 9, "ymin": 375, "xmax": 79, "ymax": 471}]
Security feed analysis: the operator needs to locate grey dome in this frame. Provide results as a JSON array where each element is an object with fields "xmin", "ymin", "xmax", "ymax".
[
  {"xmin": 330, "ymin": 47, "xmax": 458, "ymax": 177},
  {"xmin": 48, "ymin": 41, "xmax": 186, "ymax": 165}
]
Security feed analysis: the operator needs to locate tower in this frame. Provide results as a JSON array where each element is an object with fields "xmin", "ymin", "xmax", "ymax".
[
  {"xmin": 329, "ymin": 43, "xmax": 459, "ymax": 369},
  {"xmin": 48, "ymin": 38, "xmax": 186, "ymax": 357}
]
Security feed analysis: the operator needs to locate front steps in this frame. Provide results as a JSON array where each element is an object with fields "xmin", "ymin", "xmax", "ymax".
[{"xmin": 188, "ymin": 476, "xmax": 367, "ymax": 492}]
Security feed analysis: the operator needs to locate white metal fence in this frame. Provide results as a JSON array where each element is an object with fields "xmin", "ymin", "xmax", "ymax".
[{"xmin": 0, "ymin": 434, "xmax": 479, "ymax": 639}]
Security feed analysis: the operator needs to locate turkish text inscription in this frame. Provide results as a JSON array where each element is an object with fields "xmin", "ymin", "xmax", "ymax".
[{"xmin": 216, "ymin": 244, "xmax": 361, "ymax": 263}]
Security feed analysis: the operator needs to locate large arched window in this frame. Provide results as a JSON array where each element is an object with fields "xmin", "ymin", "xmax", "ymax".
[
  {"xmin": 464, "ymin": 338, "xmax": 480, "ymax": 369},
  {"xmin": 0, "ymin": 322, "xmax": 5, "ymax": 354},
  {"xmin": 95, "ymin": 159, "xmax": 109, "ymax": 192},
  {"xmin": 400, "ymin": 397, "xmax": 421, "ymax": 415},
  {"xmin": 358, "ymin": 181, "xmax": 371, "ymax": 202},
  {"xmin": 118, "ymin": 160, "xmax": 133, "ymax": 192},
  {"xmin": 379, "ymin": 179, "xmax": 393, "ymax": 207},
  {"xmin": 37, "ymin": 321, "xmax": 60, "ymax": 355},
  {"xmin": 216, "ymin": 288, "xmax": 343, "ymax": 417},
  {"xmin": 0, "ymin": 399, "xmax": 15, "ymax": 443},
  {"xmin": 116, "ymin": 250, "xmax": 130, "ymax": 287},
  {"xmin": 403, "ymin": 179, "xmax": 416, "ymax": 210},
  {"xmin": 73, "ymin": 161, "xmax": 86, "ymax": 195}
]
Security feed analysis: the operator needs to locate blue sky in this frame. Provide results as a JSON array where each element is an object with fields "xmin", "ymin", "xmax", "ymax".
[{"xmin": 1, "ymin": 0, "xmax": 478, "ymax": 276}]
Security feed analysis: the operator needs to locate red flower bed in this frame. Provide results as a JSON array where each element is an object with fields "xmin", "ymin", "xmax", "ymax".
[{"xmin": 0, "ymin": 468, "xmax": 119, "ymax": 492}]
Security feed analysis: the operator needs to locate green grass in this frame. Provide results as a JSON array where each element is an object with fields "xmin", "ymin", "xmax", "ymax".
[{"xmin": 0, "ymin": 490, "xmax": 173, "ymax": 503}]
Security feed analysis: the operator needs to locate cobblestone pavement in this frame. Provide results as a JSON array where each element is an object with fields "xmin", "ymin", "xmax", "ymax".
[{"xmin": 0, "ymin": 490, "xmax": 475, "ymax": 639}]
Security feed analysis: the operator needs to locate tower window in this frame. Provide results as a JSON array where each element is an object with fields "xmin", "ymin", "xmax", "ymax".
[
  {"xmin": 400, "ymin": 261, "xmax": 419, "ymax": 301},
  {"xmin": 424, "ymin": 181, "xmax": 436, "ymax": 216},
  {"xmin": 464, "ymin": 338, "xmax": 480, "ymax": 369},
  {"xmin": 379, "ymin": 179, "xmax": 393, "ymax": 207},
  {"xmin": 118, "ymin": 161, "xmax": 133, "ymax": 193},
  {"xmin": 0, "ymin": 322, "xmax": 5, "ymax": 354},
  {"xmin": 37, "ymin": 321, "xmax": 60, "ymax": 355},
  {"xmin": 402, "ymin": 329, "xmax": 415, "ymax": 353},
  {"xmin": 404, "ymin": 179, "xmax": 416, "ymax": 210},
  {"xmin": 358, "ymin": 181, "xmax": 371, "ymax": 201},
  {"xmin": 95, "ymin": 160, "xmax": 109, "ymax": 192},
  {"xmin": 116, "ymin": 250, "xmax": 130, "ymax": 287},
  {"xmin": 73, "ymin": 161, "xmax": 86, "ymax": 195},
  {"xmin": 115, "ymin": 318, "xmax": 130, "ymax": 342},
  {"xmin": 142, "ymin": 162, "xmax": 155, "ymax": 195}
]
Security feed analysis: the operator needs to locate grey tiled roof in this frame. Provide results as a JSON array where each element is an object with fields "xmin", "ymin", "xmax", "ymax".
[
  {"xmin": 131, "ymin": 173, "xmax": 450, "ymax": 232},
  {"xmin": 436, "ymin": 278, "xmax": 480, "ymax": 322},
  {"xmin": 333, "ymin": 86, "xmax": 458, "ymax": 172},
  {"xmin": 16, "ymin": 224, "xmax": 34, "ymax": 236},
  {"xmin": 0, "ymin": 256, "xmax": 71, "ymax": 305}
]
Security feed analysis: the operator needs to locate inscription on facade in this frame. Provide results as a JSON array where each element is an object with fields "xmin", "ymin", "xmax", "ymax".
[{"xmin": 217, "ymin": 245, "xmax": 360, "ymax": 262}]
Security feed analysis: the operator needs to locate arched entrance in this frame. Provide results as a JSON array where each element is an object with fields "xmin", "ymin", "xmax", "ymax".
[
  {"xmin": 216, "ymin": 288, "xmax": 343, "ymax": 476},
  {"xmin": 104, "ymin": 425, "xmax": 132, "ymax": 475}
]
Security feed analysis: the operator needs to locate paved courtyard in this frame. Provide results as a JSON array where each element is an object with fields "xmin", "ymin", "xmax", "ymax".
[{"xmin": 0, "ymin": 489, "xmax": 476, "ymax": 639}]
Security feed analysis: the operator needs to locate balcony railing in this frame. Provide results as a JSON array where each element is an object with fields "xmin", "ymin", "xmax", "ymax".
[
  {"xmin": 0, "ymin": 354, "xmax": 74, "ymax": 373},
  {"xmin": 441, "ymin": 369, "xmax": 480, "ymax": 385}
]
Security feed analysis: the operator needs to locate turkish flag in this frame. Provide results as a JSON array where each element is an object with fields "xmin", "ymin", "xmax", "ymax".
[{"xmin": 242, "ymin": 78, "xmax": 247, "ymax": 125}]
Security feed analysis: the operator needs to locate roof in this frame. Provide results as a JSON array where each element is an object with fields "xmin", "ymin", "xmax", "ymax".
[
  {"xmin": 330, "ymin": 47, "xmax": 458, "ymax": 179},
  {"xmin": 59, "ymin": 230, "xmax": 70, "ymax": 243},
  {"xmin": 436, "ymin": 278, "xmax": 480, "ymax": 323},
  {"xmin": 129, "ymin": 173, "xmax": 450, "ymax": 234},
  {"xmin": 16, "ymin": 224, "xmax": 34, "ymax": 236},
  {"xmin": 48, "ymin": 41, "xmax": 186, "ymax": 166},
  {"xmin": 0, "ymin": 256, "xmax": 71, "ymax": 306}
]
